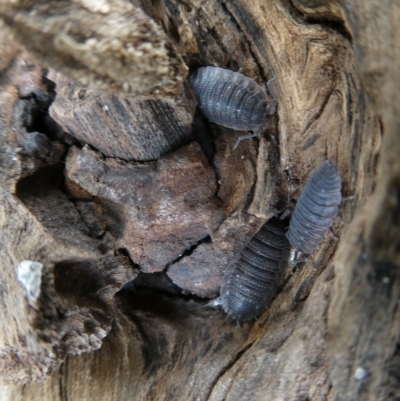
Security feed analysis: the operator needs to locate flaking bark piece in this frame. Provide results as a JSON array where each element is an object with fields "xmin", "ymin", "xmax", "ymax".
[
  {"xmin": 0, "ymin": 189, "xmax": 136, "ymax": 385},
  {"xmin": 0, "ymin": 49, "xmax": 66, "ymax": 192},
  {"xmin": 167, "ymin": 213, "xmax": 267, "ymax": 298},
  {"xmin": 66, "ymin": 142, "xmax": 223, "ymax": 272},
  {"xmin": 0, "ymin": 0, "xmax": 187, "ymax": 98},
  {"xmin": 49, "ymin": 72, "xmax": 196, "ymax": 161}
]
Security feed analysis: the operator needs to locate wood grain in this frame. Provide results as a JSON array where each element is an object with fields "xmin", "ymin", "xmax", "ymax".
[{"xmin": 0, "ymin": 0, "xmax": 399, "ymax": 400}]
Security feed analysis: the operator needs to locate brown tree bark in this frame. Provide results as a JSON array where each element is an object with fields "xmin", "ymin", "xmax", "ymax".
[{"xmin": 0, "ymin": 0, "xmax": 399, "ymax": 400}]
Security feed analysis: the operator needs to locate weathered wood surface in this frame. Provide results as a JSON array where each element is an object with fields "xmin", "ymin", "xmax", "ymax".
[
  {"xmin": 0, "ymin": 0, "xmax": 399, "ymax": 400},
  {"xmin": 0, "ymin": 0, "xmax": 187, "ymax": 97}
]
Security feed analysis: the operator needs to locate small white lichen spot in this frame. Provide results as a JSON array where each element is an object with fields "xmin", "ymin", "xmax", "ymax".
[
  {"xmin": 354, "ymin": 367, "xmax": 368, "ymax": 381},
  {"xmin": 122, "ymin": 82, "xmax": 130, "ymax": 92},
  {"xmin": 85, "ymin": 38, "xmax": 98, "ymax": 48},
  {"xmin": 102, "ymin": 105, "xmax": 108, "ymax": 111},
  {"xmin": 78, "ymin": 0, "xmax": 111, "ymax": 14},
  {"xmin": 17, "ymin": 260, "xmax": 43, "ymax": 305}
]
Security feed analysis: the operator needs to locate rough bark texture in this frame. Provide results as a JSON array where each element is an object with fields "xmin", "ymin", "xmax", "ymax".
[
  {"xmin": 0, "ymin": 0, "xmax": 399, "ymax": 400},
  {"xmin": 0, "ymin": 0, "xmax": 187, "ymax": 97}
]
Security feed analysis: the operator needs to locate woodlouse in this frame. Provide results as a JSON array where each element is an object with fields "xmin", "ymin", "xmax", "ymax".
[
  {"xmin": 190, "ymin": 66, "xmax": 277, "ymax": 150},
  {"xmin": 220, "ymin": 218, "xmax": 290, "ymax": 322},
  {"xmin": 287, "ymin": 160, "xmax": 342, "ymax": 257}
]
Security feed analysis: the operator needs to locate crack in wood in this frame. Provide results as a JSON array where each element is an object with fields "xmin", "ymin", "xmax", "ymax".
[{"xmin": 205, "ymin": 342, "xmax": 254, "ymax": 401}]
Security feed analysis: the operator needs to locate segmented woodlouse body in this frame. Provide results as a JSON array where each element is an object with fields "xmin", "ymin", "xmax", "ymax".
[
  {"xmin": 287, "ymin": 160, "xmax": 342, "ymax": 255},
  {"xmin": 220, "ymin": 218, "xmax": 290, "ymax": 322},
  {"xmin": 190, "ymin": 67, "xmax": 276, "ymax": 149}
]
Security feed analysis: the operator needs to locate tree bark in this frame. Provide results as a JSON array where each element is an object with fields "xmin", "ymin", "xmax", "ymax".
[{"xmin": 0, "ymin": 0, "xmax": 399, "ymax": 400}]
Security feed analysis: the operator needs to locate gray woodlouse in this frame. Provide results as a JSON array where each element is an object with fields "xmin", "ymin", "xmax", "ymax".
[
  {"xmin": 220, "ymin": 218, "xmax": 290, "ymax": 322},
  {"xmin": 190, "ymin": 66, "xmax": 277, "ymax": 150},
  {"xmin": 287, "ymin": 159, "xmax": 342, "ymax": 257}
]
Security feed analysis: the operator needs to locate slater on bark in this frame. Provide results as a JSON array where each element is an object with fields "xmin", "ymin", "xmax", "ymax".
[
  {"xmin": 190, "ymin": 66, "xmax": 277, "ymax": 150},
  {"xmin": 220, "ymin": 218, "xmax": 290, "ymax": 322},
  {"xmin": 287, "ymin": 159, "xmax": 342, "ymax": 257}
]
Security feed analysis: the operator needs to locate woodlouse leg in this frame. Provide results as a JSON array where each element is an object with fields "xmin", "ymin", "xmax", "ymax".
[
  {"xmin": 278, "ymin": 207, "xmax": 293, "ymax": 221},
  {"xmin": 232, "ymin": 124, "xmax": 269, "ymax": 150},
  {"xmin": 305, "ymin": 258, "xmax": 316, "ymax": 271},
  {"xmin": 292, "ymin": 257, "xmax": 316, "ymax": 271},
  {"xmin": 337, "ymin": 212, "xmax": 349, "ymax": 227},
  {"xmin": 338, "ymin": 196, "xmax": 355, "ymax": 224},
  {"xmin": 328, "ymin": 228, "xmax": 339, "ymax": 241},
  {"xmin": 263, "ymin": 307, "xmax": 271, "ymax": 320},
  {"xmin": 290, "ymin": 250, "xmax": 317, "ymax": 271},
  {"xmin": 290, "ymin": 256, "xmax": 306, "ymax": 264},
  {"xmin": 257, "ymin": 308, "xmax": 271, "ymax": 327},
  {"xmin": 266, "ymin": 75, "xmax": 278, "ymax": 114},
  {"xmin": 232, "ymin": 132, "xmax": 259, "ymax": 150},
  {"xmin": 341, "ymin": 195, "xmax": 355, "ymax": 202},
  {"xmin": 272, "ymin": 207, "xmax": 289, "ymax": 220},
  {"xmin": 283, "ymin": 167, "xmax": 300, "ymax": 205}
]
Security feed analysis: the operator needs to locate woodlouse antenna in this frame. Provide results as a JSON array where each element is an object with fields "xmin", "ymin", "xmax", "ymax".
[{"xmin": 191, "ymin": 297, "xmax": 223, "ymax": 312}]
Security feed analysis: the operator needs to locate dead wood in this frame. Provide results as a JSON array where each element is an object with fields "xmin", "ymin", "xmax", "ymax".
[
  {"xmin": 0, "ymin": 0, "xmax": 399, "ymax": 400},
  {"xmin": 0, "ymin": 0, "xmax": 187, "ymax": 97}
]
